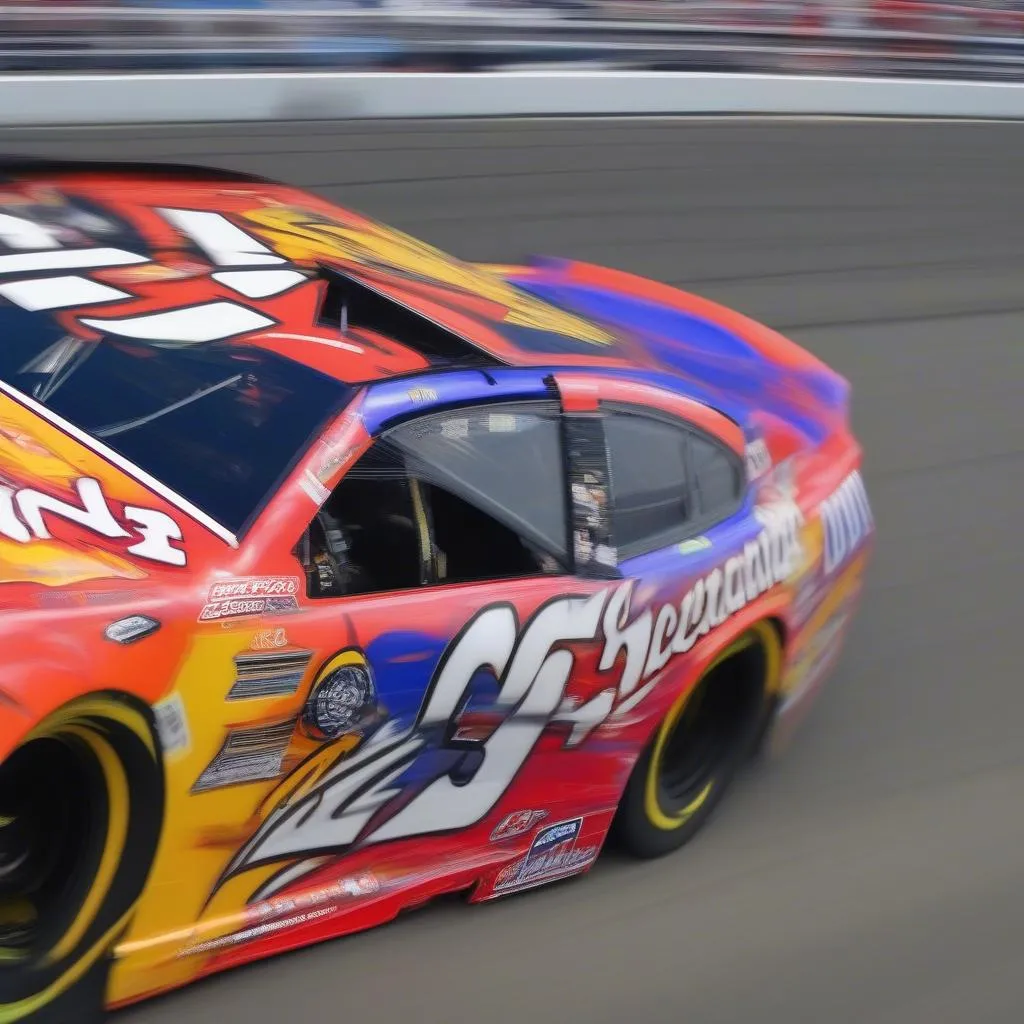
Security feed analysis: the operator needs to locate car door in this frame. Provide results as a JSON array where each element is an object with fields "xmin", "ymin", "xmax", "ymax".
[{"xmin": 215, "ymin": 394, "xmax": 617, "ymax": 909}]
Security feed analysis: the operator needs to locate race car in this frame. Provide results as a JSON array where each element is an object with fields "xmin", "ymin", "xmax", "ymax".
[{"xmin": 0, "ymin": 158, "xmax": 874, "ymax": 1022}]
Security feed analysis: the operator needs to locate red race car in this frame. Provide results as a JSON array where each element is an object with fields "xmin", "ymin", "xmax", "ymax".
[{"xmin": 0, "ymin": 158, "xmax": 873, "ymax": 1022}]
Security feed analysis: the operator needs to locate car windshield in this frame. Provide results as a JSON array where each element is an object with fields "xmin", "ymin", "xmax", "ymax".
[{"xmin": 0, "ymin": 304, "xmax": 353, "ymax": 536}]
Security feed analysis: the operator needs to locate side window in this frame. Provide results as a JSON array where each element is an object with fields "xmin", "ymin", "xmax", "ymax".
[
  {"xmin": 300, "ymin": 400, "xmax": 569, "ymax": 597},
  {"xmin": 604, "ymin": 408, "xmax": 744, "ymax": 556},
  {"xmin": 689, "ymin": 433, "xmax": 743, "ymax": 518},
  {"xmin": 391, "ymin": 402, "xmax": 569, "ymax": 586},
  {"xmin": 301, "ymin": 439, "xmax": 426, "ymax": 599},
  {"xmin": 604, "ymin": 411, "xmax": 694, "ymax": 554}
]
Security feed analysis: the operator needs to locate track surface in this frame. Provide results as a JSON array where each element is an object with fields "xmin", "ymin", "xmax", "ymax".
[{"xmin": 3, "ymin": 117, "xmax": 1022, "ymax": 1023}]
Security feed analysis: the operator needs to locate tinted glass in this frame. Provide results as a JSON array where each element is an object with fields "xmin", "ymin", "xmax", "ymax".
[
  {"xmin": 0, "ymin": 304, "xmax": 351, "ymax": 535},
  {"xmin": 388, "ymin": 402, "xmax": 568, "ymax": 558},
  {"xmin": 605, "ymin": 412, "xmax": 692, "ymax": 551},
  {"xmin": 690, "ymin": 433, "xmax": 743, "ymax": 516}
]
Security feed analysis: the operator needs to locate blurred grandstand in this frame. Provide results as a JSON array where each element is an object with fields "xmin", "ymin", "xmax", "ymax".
[{"xmin": 3, "ymin": 0, "xmax": 1024, "ymax": 75}]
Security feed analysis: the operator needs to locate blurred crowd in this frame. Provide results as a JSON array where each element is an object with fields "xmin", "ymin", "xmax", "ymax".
[{"xmin": 4, "ymin": 0, "xmax": 1024, "ymax": 75}]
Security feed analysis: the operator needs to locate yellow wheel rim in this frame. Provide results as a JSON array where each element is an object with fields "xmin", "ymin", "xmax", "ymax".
[{"xmin": 643, "ymin": 622, "xmax": 782, "ymax": 832}]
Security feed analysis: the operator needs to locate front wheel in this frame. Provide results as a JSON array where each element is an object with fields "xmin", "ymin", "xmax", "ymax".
[
  {"xmin": 0, "ymin": 694, "xmax": 164, "ymax": 1023},
  {"xmin": 611, "ymin": 621, "xmax": 782, "ymax": 860}
]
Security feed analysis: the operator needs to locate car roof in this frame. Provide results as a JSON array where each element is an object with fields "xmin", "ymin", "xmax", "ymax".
[{"xmin": 0, "ymin": 157, "xmax": 645, "ymax": 392}]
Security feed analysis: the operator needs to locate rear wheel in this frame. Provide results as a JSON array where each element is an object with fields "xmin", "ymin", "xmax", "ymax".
[
  {"xmin": 0, "ymin": 695, "xmax": 164, "ymax": 1023},
  {"xmin": 612, "ymin": 622, "xmax": 782, "ymax": 859}
]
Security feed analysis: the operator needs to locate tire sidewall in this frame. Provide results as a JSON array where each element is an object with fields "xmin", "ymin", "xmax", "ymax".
[
  {"xmin": 611, "ymin": 623, "xmax": 781, "ymax": 860},
  {"xmin": 0, "ymin": 694, "xmax": 164, "ymax": 1022}
]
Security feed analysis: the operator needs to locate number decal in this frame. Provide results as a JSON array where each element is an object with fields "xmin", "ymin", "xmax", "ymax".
[{"xmin": 219, "ymin": 496, "xmax": 805, "ymax": 895}]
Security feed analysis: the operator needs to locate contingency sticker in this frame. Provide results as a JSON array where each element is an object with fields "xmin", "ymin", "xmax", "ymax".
[
  {"xmin": 153, "ymin": 692, "xmax": 191, "ymax": 759},
  {"xmin": 492, "ymin": 817, "xmax": 598, "ymax": 895}
]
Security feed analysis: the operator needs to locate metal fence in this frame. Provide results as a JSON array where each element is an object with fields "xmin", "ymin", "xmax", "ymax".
[{"xmin": 5, "ymin": 1, "xmax": 1024, "ymax": 77}]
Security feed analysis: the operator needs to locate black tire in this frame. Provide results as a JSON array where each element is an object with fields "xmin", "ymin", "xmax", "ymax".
[
  {"xmin": 0, "ymin": 694, "xmax": 165, "ymax": 1023},
  {"xmin": 611, "ymin": 621, "xmax": 783, "ymax": 860}
]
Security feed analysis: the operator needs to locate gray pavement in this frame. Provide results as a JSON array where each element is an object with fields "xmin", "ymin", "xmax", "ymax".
[{"xmin": 3, "ymin": 116, "xmax": 1022, "ymax": 1024}]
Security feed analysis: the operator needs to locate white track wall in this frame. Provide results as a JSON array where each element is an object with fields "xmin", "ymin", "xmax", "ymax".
[{"xmin": 6, "ymin": 71, "xmax": 1024, "ymax": 126}]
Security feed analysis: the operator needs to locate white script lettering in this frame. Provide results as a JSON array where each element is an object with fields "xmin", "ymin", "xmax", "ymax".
[
  {"xmin": 0, "ymin": 476, "xmax": 186, "ymax": 567},
  {"xmin": 821, "ymin": 470, "xmax": 873, "ymax": 575}
]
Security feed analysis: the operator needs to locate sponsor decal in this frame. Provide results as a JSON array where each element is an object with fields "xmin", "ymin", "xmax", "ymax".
[
  {"xmin": 745, "ymin": 439, "xmax": 772, "ymax": 479},
  {"xmin": 783, "ymin": 552, "xmax": 867, "ymax": 710},
  {"xmin": 299, "ymin": 470, "xmax": 330, "ymax": 506},
  {"xmin": 490, "ymin": 809, "xmax": 550, "ymax": 843},
  {"xmin": 311, "ymin": 439, "xmax": 361, "ymax": 489},
  {"xmin": 677, "ymin": 536, "xmax": 712, "ymax": 555},
  {"xmin": 210, "ymin": 577, "xmax": 299, "ymax": 600},
  {"xmin": 178, "ymin": 873, "xmax": 380, "ymax": 959},
  {"xmin": 407, "ymin": 387, "xmax": 438, "ymax": 403},
  {"xmin": 199, "ymin": 577, "xmax": 301, "ymax": 622},
  {"xmin": 153, "ymin": 693, "xmax": 191, "ymax": 758},
  {"xmin": 215, "ymin": 498, "xmax": 803, "ymax": 894},
  {"xmin": 246, "ymin": 874, "xmax": 380, "ymax": 925},
  {"xmin": 494, "ymin": 818, "xmax": 597, "ymax": 894},
  {"xmin": 250, "ymin": 628, "xmax": 289, "ymax": 651},
  {"xmin": 0, "ymin": 476, "xmax": 186, "ymax": 567},
  {"xmin": 565, "ymin": 415, "xmax": 617, "ymax": 576},
  {"xmin": 178, "ymin": 906, "xmax": 339, "ymax": 959},
  {"xmin": 820, "ymin": 470, "xmax": 873, "ymax": 575},
  {"xmin": 604, "ymin": 499, "xmax": 803, "ymax": 705}
]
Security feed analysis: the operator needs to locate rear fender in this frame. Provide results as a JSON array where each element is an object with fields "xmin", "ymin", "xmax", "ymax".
[{"xmin": 621, "ymin": 594, "xmax": 790, "ymax": 763}]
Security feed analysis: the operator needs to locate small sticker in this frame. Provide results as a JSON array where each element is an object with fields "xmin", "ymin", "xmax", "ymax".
[
  {"xmin": 340, "ymin": 873, "xmax": 381, "ymax": 897},
  {"xmin": 250, "ymin": 628, "xmax": 289, "ymax": 651},
  {"xmin": 300, "ymin": 470, "xmax": 330, "ymax": 505},
  {"xmin": 490, "ymin": 809, "xmax": 549, "ymax": 843},
  {"xmin": 153, "ymin": 693, "xmax": 190, "ymax": 758},
  {"xmin": 200, "ymin": 577, "xmax": 301, "ymax": 622},
  {"xmin": 745, "ymin": 439, "xmax": 772, "ymax": 479},
  {"xmin": 678, "ymin": 536, "xmax": 712, "ymax": 555},
  {"xmin": 209, "ymin": 577, "xmax": 299, "ymax": 601},
  {"xmin": 407, "ymin": 387, "xmax": 438, "ymax": 403},
  {"xmin": 493, "ymin": 816, "xmax": 596, "ymax": 894},
  {"xmin": 488, "ymin": 412, "xmax": 517, "ymax": 433},
  {"xmin": 441, "ymin": 417, "xmax": 469, "ymax": 440}
]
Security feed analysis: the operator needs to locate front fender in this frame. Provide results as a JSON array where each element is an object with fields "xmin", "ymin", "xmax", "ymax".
[
  {"xmin": 0, "ymin": 653, "xmax": 103, "ymax": 760},
  {"xmin": 0, "ymin": 602, "xmax": 186, "ymax": 761}
]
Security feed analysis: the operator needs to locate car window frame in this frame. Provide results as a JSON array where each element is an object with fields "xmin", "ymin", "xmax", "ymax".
[
  {"xmin": 295, "ymin": 396, "xmax": 576, "ymax": 600},
  {"xmin": 600, "ymin": 400, "xmax": 747, "ymax": 560}
]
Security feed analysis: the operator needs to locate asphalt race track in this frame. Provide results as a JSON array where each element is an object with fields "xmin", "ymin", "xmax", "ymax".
[{"xmin": 2, "ymin": 117, "xmax": 1022, "ymax": 1024}]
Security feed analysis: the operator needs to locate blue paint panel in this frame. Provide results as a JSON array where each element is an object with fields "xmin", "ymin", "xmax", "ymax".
[
  {"xmin": 618, "ymin": 501, "xmax": 758, "ymax": 593},
  {"xmin": 511, "ymin": 277, "xmax": 840, "ymax": 442},
  {"xmin": 363, "ymin": 368, "xmax": 554, "ymax": 436},
  {"xmin": 364, "ymin": 630, "xmax": 447, "ymax": 723},
  {"xmin": 514, "ymin": 280, "xmax": 757, "ymax": 361}
]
